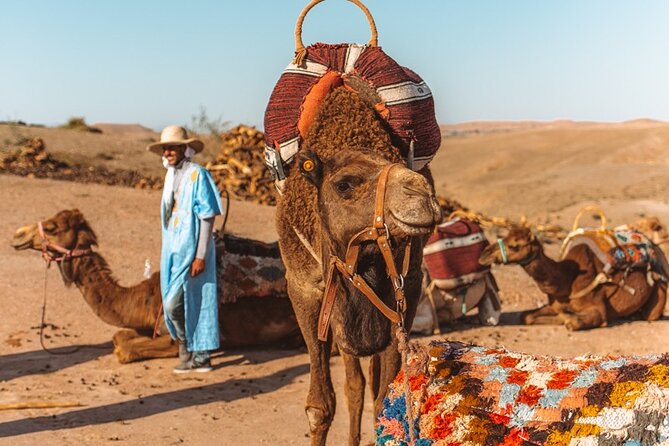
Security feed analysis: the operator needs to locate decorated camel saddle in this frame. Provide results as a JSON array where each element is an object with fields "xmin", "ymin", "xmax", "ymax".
[
  {"xmin": 377, "ymin": 340, "xmax": 669, "ymax": 445},
  {"xmin": 560, "ymin": 206, "xmax": 668, "ymax": 298},
  {"xmin": 413, "ymin": 216, "xmax": 502, "ymax": 335},
  {"xmin": 215, "ymin": 233, "xmax": 287, "ymax": 304},
  {"xmin": 263, "ymin": 0, "xmax": 441, "ymax": 182}
]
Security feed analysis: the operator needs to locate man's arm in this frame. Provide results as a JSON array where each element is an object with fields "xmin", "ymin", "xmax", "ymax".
[{"xmin": 191, "ymin": 216, "xmax": 214, "ymax": 277}]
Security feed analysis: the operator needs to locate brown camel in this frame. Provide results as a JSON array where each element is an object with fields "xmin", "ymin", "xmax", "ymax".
[
  {"xmin": 11, "ymin": 209, "xmax": 302, "ymax": 363},
  {"xmin": 479, "ymin": 225, "xmax": 667, "ymax": 330},
  {"xmin": 275, "ymin": 88, "xmax": 441, "ymax": 445}
]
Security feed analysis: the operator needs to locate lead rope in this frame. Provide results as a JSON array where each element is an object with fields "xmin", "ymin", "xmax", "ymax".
[{"xmin": 39, "ymin": 264, "xmax": 81, "ymax": 355}]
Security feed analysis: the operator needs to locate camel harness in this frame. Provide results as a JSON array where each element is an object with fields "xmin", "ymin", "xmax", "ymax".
[
  {"xmin": 38, "ymin": 221, "xmax": 93, "ymax": 267},
  {"xmin": 317, "ymin": 163, "xmax": 412, "ymax": 342}
]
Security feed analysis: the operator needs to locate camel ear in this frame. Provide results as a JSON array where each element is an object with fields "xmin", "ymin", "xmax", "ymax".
[{"xmin": 297, "ymin": 150, "xmax": 322, "ymax": 187}]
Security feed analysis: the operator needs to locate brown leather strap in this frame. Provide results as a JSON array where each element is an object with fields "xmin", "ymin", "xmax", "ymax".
[
  {"xmin": 317, "ymin": 163, "xmax": 411, "ymax": 341},
  {"xmin": 318, "ymin": 260, "xmax": 340, "ymax": 341}
]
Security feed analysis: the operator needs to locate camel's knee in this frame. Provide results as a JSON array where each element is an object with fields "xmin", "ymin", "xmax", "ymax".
[{"xmin": 306, "ymin": 406, "xmax": 333, "ymax": 434}]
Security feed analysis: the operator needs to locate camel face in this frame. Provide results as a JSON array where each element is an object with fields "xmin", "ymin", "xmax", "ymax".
[
  {"xmin": 301, "ymin": 150, "xmax": 440, "ymax": 249},
  {"xmin": 11, "ymin": 209, "xmax": 96, "ymax": 254},
  {"xmin": 479, "ymin": 226, "xmax": 539, "ymax": 266}
]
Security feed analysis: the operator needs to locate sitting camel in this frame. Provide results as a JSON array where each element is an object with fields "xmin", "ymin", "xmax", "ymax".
[
  {"xmin": 479, "ymin": 225, "xmax": 666, "ymax": 330},
  {"xmin": 11, "ymin": 209, "xmax": 302, "ymax": 363}
]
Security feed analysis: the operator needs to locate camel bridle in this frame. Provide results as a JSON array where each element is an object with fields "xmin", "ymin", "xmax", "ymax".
[
  {"xmin": 317, "ymin": 163, "xmax": 412, "ymax": 342},
  {"xmin": 38, "ymin": 220, "xmax": 92, "ymax": 267}
]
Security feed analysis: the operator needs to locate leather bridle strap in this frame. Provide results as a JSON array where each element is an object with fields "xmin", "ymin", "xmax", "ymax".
[
  {"xmin": 317, "ymin": 163, "xmax": 412, "ymax": 342},
  {"xmin": 38, "ymin": 221, "xmax": 92, "ymax": 266}
]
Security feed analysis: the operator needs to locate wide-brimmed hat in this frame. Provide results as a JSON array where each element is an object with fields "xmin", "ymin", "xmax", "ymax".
[{"xmin": 147, "ymin": 125, "xmax": 204, "ymax": 155}]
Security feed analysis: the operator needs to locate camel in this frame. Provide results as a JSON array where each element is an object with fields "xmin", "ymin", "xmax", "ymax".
[
  {"xmin": 11, "ymin": 209, "xmax": 302, "ymax": 363},
  {"xmin": 479, "ymin": 225, "xmax": 667, "ymax": 330},
  {"xmin": 274, "ymin": 87, "xmax": 441, "ymax": 445}
]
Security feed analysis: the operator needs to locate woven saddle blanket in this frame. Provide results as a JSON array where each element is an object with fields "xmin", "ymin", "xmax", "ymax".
[
  {"xmin": 215, "ymin": 233, "xmax": 287, "ymax": 304},
  {"xmin": 377, "ymin": 340, "xmax": 669, "ymax": 445},
  {"xmin": 562, "ymin": 228, "xmax": 662, "ymax": 275}
]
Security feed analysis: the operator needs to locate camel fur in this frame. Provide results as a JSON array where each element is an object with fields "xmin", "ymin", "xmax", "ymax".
[
  {"xmin": 275, "ymin": 88, "xmax": 441, "ymax": 445},
  {"xmin": 479, "ymin": 225, "xmax": 667, "ymax": 330},
  {"xmin": 12, "ymin": 209, "xmax": 302, "ymax": 363}
]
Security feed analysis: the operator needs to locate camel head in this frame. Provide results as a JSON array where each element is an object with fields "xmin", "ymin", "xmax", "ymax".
[
  {"xmin": 12, "ymin": 209, "xmax": 98, "ymax": 253},
  {"xmin": 479, "ymin": 225, "xmax": 541, "ymax": 267},
  {"xmin": 12, "ymin": 209, "xmax": 98, "ymax": 285}
]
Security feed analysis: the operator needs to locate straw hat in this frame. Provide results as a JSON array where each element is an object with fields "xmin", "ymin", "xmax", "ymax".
[{"xmin": 147, "ymin": 125, "xmax": 204, "ymax": 155}]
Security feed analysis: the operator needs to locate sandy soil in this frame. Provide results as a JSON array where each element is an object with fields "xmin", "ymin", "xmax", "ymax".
[{"xmin": 1, "ymin": 121, "xmax": 668, "ymax": 445}]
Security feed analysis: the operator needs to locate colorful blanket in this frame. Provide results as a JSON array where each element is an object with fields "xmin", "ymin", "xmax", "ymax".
[
  {"xmin": 561, "ymin": 228, "xmax": 660, "ymax": 274},
  {"xmin": 215, "ymin": 234, "xmax": 287, "ymax": 304},
  {"xmin": 377, "ymin": 341, "xmax": 669, "ymax": 445}
]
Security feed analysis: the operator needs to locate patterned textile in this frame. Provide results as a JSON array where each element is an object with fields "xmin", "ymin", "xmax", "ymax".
[
  {"xmin": 562, "ymin": 228, "xmax": 660, "ymax": 274},
  {"xmin": 423, "ymin": 218, "xmax": 490, "ymax": 290},
  {"xmin": 377, "ymin": 340, "xmax": 669, "ymax": 445},
  {"xmin": 215, "ymin": 233, "xmax": 287, "ymax": 304},
  {"xmin": 608, "ymin": 229, "xmax": 658, "ymax": 272},
  {"xmin": 264, "ymin": 43, "xmax": 441, "ymax": 180}
]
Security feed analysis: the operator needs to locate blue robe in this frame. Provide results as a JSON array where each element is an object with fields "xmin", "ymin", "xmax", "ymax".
[{"xmin": 160, "ymin": 162, "xmax": 223, "ymax": 352}]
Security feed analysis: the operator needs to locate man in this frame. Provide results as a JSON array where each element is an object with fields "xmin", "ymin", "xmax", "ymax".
[{"xmin": 147, "ymin": 125, "xmax": 224, "ymax": 373}]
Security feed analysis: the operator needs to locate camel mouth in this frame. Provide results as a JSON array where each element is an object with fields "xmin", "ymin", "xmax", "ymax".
[
  {"xmin": 389, "ymin": 212, "xmax": 437, "ymax": 236},
  {"xmin": 10, "ymin": 237, "xmax": 34, "ymax": 251}
]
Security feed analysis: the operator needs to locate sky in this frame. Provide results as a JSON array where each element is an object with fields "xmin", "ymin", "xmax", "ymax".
[{"xmin": 1, "ymin": 0, "xmax": 669, "ymax": 130}]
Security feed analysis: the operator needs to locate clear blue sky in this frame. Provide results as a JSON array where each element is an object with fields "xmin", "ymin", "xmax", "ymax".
[{"xmin": 2, "ymin": 0, "xmax": 668, "ymax": 130}]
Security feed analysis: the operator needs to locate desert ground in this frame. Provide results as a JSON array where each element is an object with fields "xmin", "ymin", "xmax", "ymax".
[{"xmin": 1, "ymin": 121, "xmax": 668, "ymax": 444}]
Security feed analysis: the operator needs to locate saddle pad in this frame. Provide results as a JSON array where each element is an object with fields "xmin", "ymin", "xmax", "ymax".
[
  {"xmin": 423, "ymin": 218, "xmax": 490, "ymax": 289},
  {"xmin": 377, "ymin": 340, "xmax": 669, "ymax": 445},
  {"xmin": 215, "ymin": 234, "xmax": 287, "ymax": 303},
  {"xmin": 562, "ymin": 228, "xmax": 659, "ymax": 273}
]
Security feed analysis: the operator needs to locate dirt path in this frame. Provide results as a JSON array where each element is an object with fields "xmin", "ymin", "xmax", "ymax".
[{"xmin": 1, "ymin": 174, "xmax": 667, "ymax": 445}]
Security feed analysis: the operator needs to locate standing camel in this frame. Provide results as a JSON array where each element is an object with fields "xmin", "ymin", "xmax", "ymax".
[
  {"xmin": 272, "ymin": 87, "xmax": 441, "ymax": 444},
  {"xmin": 479, "ymin": 225, "xmax": 666, "ymax": 329},
  {"xmin": 11, "ymin": 209, "xmax": 301, "ymax": 363}
]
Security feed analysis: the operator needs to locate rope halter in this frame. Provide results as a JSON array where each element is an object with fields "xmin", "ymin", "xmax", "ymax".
[{"xmin": 38, "ymin": 221, "xmax": 92, "ymax": 267}]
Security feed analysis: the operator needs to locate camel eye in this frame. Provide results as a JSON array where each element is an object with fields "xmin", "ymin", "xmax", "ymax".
[
  {"xmin": 332, "ymin": 176, "xmax": 361, "ymax": 197},
  {"xmin": 335, "ymin": 181, "xmax": 351, "ymax": 194}
]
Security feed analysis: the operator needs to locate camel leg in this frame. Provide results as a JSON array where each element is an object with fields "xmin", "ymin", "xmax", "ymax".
[
  {"xmin": 640, "ymin": 282, "xmax": 667, "ymax": 321},
  {"xmin": 372, "ymin": 335, "xmax": 401, "ymax": 418},
  {"xmin": 288, "ymin": 280, "xmax": 336, "ymax": 446},
  {"xmin": 559, "ymin": 304, "xmax": 607, "ymax": 330},
  {"xmin": 112, "ymin": 329, "xmax": 178, "ymax": 364},
  {"xmin": 341, "ymin": 350, "xmax": 365, "ymax": 446},
  {"xmin": 521, "ymin": 304, "xmax": 562, "ymax": 325}
]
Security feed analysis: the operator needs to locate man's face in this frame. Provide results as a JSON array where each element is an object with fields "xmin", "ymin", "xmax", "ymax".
[{"xmin": 163, "ymin": 144, "xmax": 186, "ymax": 166}]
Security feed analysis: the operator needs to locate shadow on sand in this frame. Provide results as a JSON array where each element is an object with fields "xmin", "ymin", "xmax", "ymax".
[
  {"xmin": 0, "ymin": 362, "xmax": 309, "ymax": 437},
  {"xmin": 0, "ymin": 342, "xmax": 113, "ymax": 382}
]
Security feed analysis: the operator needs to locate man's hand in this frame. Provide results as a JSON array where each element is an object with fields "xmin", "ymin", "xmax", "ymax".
[{"xmin": 190, "ymin": 258, "xmax": 205, "ymax": 277}]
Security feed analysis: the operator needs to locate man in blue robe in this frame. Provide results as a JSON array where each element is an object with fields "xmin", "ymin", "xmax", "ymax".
[{"xmin": 147, "ymin": 125, "xmax": 224, "ymax": 373}]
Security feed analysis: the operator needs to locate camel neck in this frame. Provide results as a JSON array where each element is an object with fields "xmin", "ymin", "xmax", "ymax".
[
  {"xmin": 521, "ymin": 248, "xmax": 577, "ymax": 299},
  {"xmin": 70, "ymin": 253, "xmax": 160, "ymax": 329}
]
